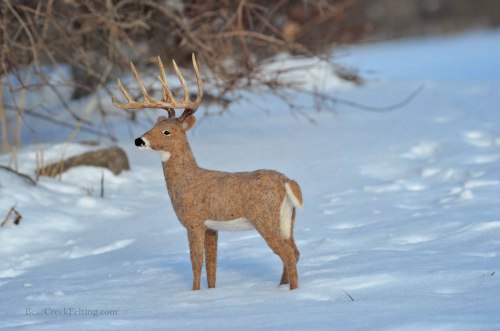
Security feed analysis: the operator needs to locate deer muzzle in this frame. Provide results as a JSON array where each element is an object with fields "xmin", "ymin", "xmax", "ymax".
[{"xmin": 135, "ymin": 137, "xmax": 146, "ymax": 147}]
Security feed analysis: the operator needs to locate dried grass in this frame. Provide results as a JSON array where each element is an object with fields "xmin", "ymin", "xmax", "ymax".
[{"xmin": 1, "ymin": 0, "xmax": 363, "ymax": 147}]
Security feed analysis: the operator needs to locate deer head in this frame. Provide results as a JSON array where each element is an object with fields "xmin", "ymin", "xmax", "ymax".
[{"xmin": 112, "ymin": 54, "xmax": 203, "ymax": 161}]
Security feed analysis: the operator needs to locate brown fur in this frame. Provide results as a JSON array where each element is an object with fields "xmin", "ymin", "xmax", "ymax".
[{"xmin": 138, "ymin": 116, "xmax": 302, "ymax": 290}]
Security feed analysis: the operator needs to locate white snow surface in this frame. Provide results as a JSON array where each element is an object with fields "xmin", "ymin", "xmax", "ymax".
[{"xmin": 1, "ymin": 31, "xmax": 500, "ymax": 330}]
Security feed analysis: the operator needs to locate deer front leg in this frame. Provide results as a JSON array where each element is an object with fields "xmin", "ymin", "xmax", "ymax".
[
  {"xmin": 187, "ymin": 228, "xmax": 204, "ymax": 291},
  {"xmin": 204, "ymin": 229, "xmax": 218, "ymax": 288}
]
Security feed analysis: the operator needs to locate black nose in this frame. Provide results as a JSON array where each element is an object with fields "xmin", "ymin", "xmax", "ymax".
[{"xmin": 135, "ymin": 137, "xmax": 145, "ymax": 147}]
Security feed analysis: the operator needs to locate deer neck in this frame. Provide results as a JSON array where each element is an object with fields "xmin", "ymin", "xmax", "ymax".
[{"xmin": 161, "ymin": 140, "xmax": 199, "ymax": 184}]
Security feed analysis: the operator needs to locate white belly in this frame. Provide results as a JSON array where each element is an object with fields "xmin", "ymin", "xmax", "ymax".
[{"xmin": 204, "ymin": 218, "xmax": 255, "ymax": 232}]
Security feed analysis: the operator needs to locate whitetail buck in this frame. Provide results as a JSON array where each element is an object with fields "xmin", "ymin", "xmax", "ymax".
[{"xmin": 112, "ymin": 54, "xmax": 303, "ymax": 290}]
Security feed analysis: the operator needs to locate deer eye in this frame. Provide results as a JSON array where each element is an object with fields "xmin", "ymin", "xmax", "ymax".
[{"xmin": 163, "ymin": 130, "xmax": 171, "ymax": 136}]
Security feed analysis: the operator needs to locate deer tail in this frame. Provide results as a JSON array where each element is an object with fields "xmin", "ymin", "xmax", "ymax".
[{"xmin": 285, "ymin": 180, "xmax": 303, "ymax": 209}]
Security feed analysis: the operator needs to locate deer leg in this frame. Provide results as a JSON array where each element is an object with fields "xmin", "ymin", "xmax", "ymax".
[
  {"xmin": 280, "ymin": 266, "xmax": 288, "ymax": 285},
  {"xmin": 280, "ymin": 239, "xmax": 291, "ymax": 285},
  {"xmin": 253, "ymin": 218, "xmax": 298, "ymax": 290},
  {"xmin": 204, "ymin": 229, "xmax": 218, "ymax": 288},
  {"xmin": 280, "ymin": 238, "xmax": 300, "ymax": 285},
  {"xmin": 187, "ymin": 228, "xmax": 204, "ymax": 291},
  {"xmin": 280, "ymin": 208, "xmax": 300, "ymax": 286}
]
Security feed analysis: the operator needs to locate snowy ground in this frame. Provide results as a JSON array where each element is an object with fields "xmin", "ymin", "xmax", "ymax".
[{"xmin": 1, "ymin": 31, "xmax": 500, "ymax": 330}]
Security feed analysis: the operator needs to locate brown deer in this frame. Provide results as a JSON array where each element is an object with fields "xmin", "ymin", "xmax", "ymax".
[{"xmin": 112, "ymin": 54, "xmax": 303, "ymax": 290}]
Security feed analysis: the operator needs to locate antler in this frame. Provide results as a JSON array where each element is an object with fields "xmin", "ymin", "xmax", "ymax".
[{"xmin": 112, "ymin": 53, "xmax": 203, "ymax": 120}]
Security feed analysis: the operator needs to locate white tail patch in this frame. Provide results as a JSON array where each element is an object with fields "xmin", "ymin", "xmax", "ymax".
[
  {"xmin": 285, "ymin": 182, "xmax": 302, "ymax": 209},
  {"xmin": 204, "ymin": 218, "xmax": 254, "ymax": 231},
  {"xmin": 280, "ymin": 196, "xmax": 293, "ymax": 239}
]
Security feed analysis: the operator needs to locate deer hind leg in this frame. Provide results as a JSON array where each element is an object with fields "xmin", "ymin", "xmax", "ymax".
[
  {"xmin": 280, "ymin": 237, "xmax": 300, "ymax": 285},
  {"xmin": 187, "ymin": 228, "xmax": 204, "ymax": 291},
  {"xmin": 204, "ymin": 229, "xmax": 218, "ymax": 288},
  {"xmin": 280, "ymin": 208, "xmax": 300, "ymax": 285},
  {"xmin": 253, "ymin": 215, "xmax": 298, "ymax": 290}
]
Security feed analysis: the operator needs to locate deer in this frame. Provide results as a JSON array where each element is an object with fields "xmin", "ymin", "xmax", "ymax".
[{"xmin": 112, "ymin": 54, "xmax": 303, "ymax": 290}]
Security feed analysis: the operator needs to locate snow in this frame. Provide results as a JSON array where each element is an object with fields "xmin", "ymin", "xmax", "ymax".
[{"xmin": 1, "ymin": 30, "xmax": 500, "ymax": 330}]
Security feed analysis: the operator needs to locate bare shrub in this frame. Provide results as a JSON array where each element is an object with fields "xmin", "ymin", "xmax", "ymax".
[{"xmin": 0, "ymin": 0, "xmax": 364, "ymax": 148}]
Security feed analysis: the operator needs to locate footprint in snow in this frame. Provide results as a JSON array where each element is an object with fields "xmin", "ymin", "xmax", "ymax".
[
  {"xmin": 392, "ymin": 234, "xmax": 436, "ymax": 245},
  {"xmin": 471, "ymin": 221, "xmax": 500, "ymax": 232},
  {"xmin": 66, "ymin": 239, "xmax": 134, "ymax": 259},
  {"xmin": 439, "ymin": 187, "xmax": 474, "ymax": 205},
  {"xmin": 401, "ymin": 141, "xmax": 439, "ymax": 160},
  {"xmin": 439, "ymin": 180, "xmax": 499, "ymax": 206},
  {"xmin": 463, "ymin": 131, "xmax": 500, "ymax": 148},
  {"xmin": 420, "ymin": 167, "xmax": 460, "ymax": 182},
  {"xmin": 0, "ymin": 268, "xmax": 25, "ymax": 278},
  {"xmin": 468, "ymin": 154, "xmax": 500, "ymax": 164},
  {"xmin": 363, "ymin": 180, "xmax": 427, "ymax": 194}
]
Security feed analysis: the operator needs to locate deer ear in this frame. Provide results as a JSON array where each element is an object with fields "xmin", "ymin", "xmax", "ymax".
[
  {"xmin": 157, "ymin": 116, "xmax": 168, "ymax": 123},
  {"xmin": 181, "ymin": 115, "xmax": 196, "ymax": 131}
]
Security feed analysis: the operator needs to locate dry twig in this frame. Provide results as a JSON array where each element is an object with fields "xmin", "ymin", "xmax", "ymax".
[
  {"xmin": 0, "ymin": 165, "xmax": 37, "ymax": 185},
  {"xmin": 1, "ymin": 204, "xmax": 21, "ymax": 227}
]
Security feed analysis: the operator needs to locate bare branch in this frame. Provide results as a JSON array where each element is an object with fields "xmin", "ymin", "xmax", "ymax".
[
  {"xmin": 1, "ymin": 204, "xmax": 17, "ymax": 227},
  {"xmin": 0, "ymin": 165, "xmax": 36, "ymax": 186}
]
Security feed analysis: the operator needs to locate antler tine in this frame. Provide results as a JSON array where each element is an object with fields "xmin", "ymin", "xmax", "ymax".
[
  {"xmin": 172, "ymin": 59, "xmax": 190, "ymax": 103},
  {"xmin": 116, "ymin": 78, "xmax": 132, "ymax": 102},
  {"xmin": 112, "ymin": 54, "xmax": 203, "ymax": 116},
  {"xmin": 178, "ymin": 53, "xmax": 204, "ymax": 122},
  {"xmin": 157, "ymin": 56, "xmax": 176, "ymax": 104},
  {"xmin": 111, "ymin": 78, "xmax": 133, "ymax": 108},
  {"xmin": 130, "ymin": 62, "xmax": 152, "ymax": 103},
  {"xmin": 192, "ymin": 53, "xmax": 204, "ymax": 105},
  {"xmin": 157, "ymin": 56, "xmax": 177, "ymax": 118}
]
